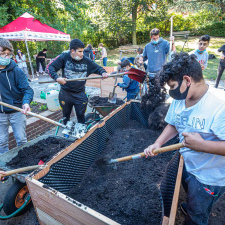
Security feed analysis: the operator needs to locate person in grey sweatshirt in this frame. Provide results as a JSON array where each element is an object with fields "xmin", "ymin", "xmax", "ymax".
[
  {"xmin": 189, "ymin": 35, "xmax": 210, "ymax": 71},
  {"xmin": 143, "ymin": 28, "xmax": 176, "ymax": 73}
]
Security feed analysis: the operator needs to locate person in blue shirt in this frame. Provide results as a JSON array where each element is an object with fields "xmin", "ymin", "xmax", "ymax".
[
  {"xmin": 116, "ymin": 59, "xmax": 139, "ymax": 101},
  {"xmin": 143, "ymin": 28, "xmax": 175, "ymax": 73},
  {"xmin": 144, "ymin": 52, "xmax": 225, "ymax": 225}
]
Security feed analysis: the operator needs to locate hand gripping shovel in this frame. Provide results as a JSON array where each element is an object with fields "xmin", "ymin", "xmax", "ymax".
[
  {"xmin": 96, "ymin": 143, "xmax": 183, "ymax": 173},
  {"xmin": 38, "ymin": 68, "xmax": 147, "ymax": 84},
  {"xmin": 108, "ymin": 77, "xmax": 118, "ymax": 103},
  {"xmin": 0, "ymin": 101, "xmax": 85, "ymax": 139}
]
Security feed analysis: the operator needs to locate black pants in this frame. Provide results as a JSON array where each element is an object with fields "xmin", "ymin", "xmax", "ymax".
[
  {"xmin": 59, "ymin": 89, "xmax": 88, "ymax": 124},
  {"xmin": 215, "ymin": 61, "xmax": 225, "ymax": 88},
  {"xmin": 36, "ymin": 58, "xmax": 46, "ymax": 72}
]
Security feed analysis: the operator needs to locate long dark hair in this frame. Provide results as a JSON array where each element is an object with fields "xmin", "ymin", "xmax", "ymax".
[{"xmin": 17, "ymin": 49, "xmax": 24, "ymax": 59}]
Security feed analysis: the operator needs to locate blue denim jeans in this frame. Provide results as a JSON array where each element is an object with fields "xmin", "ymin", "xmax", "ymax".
[
  {"xmin": 182, "ymin": 165, "xmax": 225, "ymax": 225},
  {"xmin": 103, "ymin": 57, "xmax": 107, "ymax": 66},
  {"xmin": 127, "ymin": 92, "xmax": 138, "ymax": 101},
  {"xmin": 0, "ymin": 112, "xmax": 27, "ymax": 154}
]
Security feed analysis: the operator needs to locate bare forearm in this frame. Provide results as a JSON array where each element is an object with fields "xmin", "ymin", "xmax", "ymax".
[
  {"xmin": 172, "ymin": 43, "xmax": 176, "ymax": 52},
  {"xmin": 155, "ymin": 124, "xmax": 178, "ymax": 146},
  {"xmin": 196, "ymin": 140, "xmax": 225, "ymax": 156}
]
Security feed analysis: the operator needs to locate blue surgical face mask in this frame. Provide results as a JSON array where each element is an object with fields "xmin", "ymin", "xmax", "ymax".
[
  {"xmin": 197, "ymin": 49, "xmax": 206, "ymax": 54},
  {"xmin": 0, "ymin": 57, "xmax": 10, "ymax": 66},
  {"xmin": 152, "ymin": 39, "xmax": 159, "ymax": 45}
]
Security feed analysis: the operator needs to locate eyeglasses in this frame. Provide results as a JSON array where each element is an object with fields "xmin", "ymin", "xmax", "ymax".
[{"xmin": 0, "ymin": 52, "xmax": 13, "ymax": 58}]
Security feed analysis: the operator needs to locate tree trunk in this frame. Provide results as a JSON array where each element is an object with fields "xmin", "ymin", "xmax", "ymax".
[
  {"xmin": 220, "ymin": 0, "xmax": 225, "ymax": 13},
  {"xmin": 132, "ymin": 2, "xmax": 138, "ymax": 45}
]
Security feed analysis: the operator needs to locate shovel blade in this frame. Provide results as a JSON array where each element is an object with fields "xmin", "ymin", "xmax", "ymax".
[{"xmin": 108, "ymin": 92, "xmax": 117, "ymax": 104}]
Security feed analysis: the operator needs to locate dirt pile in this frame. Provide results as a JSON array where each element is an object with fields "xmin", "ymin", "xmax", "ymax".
[
  {"xmin": 89, "ymin": 96, "xmax": 124, "ymax": 106},
  {"xmin": 141, "ymin": 74, "xmax": 169, "ymax": 130},
  {"xmin": 6, "ymin": 137, "xmax": 73, "ymax": 168},
  {"xmin": 68, "ymin": 120, "xmax": 178, "ymax": 225},
  {"xmin": 141, "ymin": 74, "xmax": 167, "ymax": 113},
  {"xmin": 148, "ymin": 104, "xmax": 170, "ymax": 130}
]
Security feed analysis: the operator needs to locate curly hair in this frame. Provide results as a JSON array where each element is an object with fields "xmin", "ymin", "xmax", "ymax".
[{"xmin": 159, "ymin": 52, "xmax": 203, "ymax": 86}]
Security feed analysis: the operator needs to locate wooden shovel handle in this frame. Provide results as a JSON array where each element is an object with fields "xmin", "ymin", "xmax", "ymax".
[
  {"xmin": 38, "ymin": 73, "xmax": 126, "ymax": 84},
  {"xmin": 0, "ymin": 101, "xmax": 65, "ymax": 128},
  {"xmin": 115, "ymin": 143, "xmax": 184, "ymax": 163},
  {"xmin": 2, "ymin": 165, "xmax": 41, "ymax": 177}
]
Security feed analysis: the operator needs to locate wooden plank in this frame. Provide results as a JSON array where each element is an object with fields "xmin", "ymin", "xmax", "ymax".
[
  {"xmin": 173, "ymin": 31, "xmax": 190, "ymax": 36},
  {"xmin": 36, "ymin": 208, "xmax": 63, "ymax": 225},
  {"xmin": 162, "ymin": 216, "xmax": 169, "ymax": 225},
  {"xmin": 26, "ymin": 179, "xmax": 119, "ymax": 225},
  {"xmin": 168, "ymin": 155, "xmax": 184, "ymax": 225}
]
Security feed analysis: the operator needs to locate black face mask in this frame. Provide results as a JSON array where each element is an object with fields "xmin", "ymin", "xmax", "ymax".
[{"xmin": 169, "ymin": 80, "xmax": 190, "ymax": 100}]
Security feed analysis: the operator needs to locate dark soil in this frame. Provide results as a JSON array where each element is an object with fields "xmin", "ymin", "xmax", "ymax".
[
  {"xmin": 175, "ymin": 185, "xmax": 225, "ymax": 225},
  {"xmin": 68, "ymin": 120, "xmax": 178, "ymax": 225},
  {"xmin": 89, "ymin": 96, "xmax": 124, "ymax": 106},
  {"xmin": 148, "ymin": 104, "xmax": 170, "ymax": 130},
  {"xmin": 6, "ymin": 137, "xmax": 73, "ymax": 168}
]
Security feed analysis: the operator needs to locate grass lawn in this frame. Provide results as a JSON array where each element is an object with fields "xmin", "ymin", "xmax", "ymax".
[{"xmin": 96, "ymin": 36, "xmax": 224, "ymax": 80}]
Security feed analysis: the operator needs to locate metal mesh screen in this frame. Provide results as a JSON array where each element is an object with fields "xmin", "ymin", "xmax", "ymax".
[
  {"xmin": 39, "ymin": 103, "xmax": 149, "ymax": 193},
  {"xmin": 39, "ymin": 102, "xmax": 180, "ymax": 222}
]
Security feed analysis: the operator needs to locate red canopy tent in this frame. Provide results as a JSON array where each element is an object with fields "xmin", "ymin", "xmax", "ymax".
[{"xmin": 0, "ymin": 12, "xmax": 71, "ymax": 79}]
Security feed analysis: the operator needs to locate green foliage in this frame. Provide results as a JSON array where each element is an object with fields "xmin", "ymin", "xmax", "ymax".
[
  {"xmin": 30, "ymin": 101, "xmax": 38, "ymax": 106},
  {"xmin": 191, "ymin": 21, "xmax": 225, "ymax": 36},
  {"xmin": 1, "ymin": 0, "xmax": 225, "ymax": 59},
  {"xmin": 38, "ymin": 104, "xmax": 48, "ymax": 111}
]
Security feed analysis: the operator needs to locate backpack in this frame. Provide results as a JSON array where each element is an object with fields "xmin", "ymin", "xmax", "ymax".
[{"xmin": 208, "ymin": 54, "xmax": 215, "ymax": 59}]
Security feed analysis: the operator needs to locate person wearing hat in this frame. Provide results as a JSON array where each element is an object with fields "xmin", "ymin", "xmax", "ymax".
[
  {"xmin": 0, "ymin": 38, "xmax": 34, "ymax": 154},
  {"xmin": 47, "ymin": 39, "xmax": 108, "ymax": 125},
  {"xmin": 215, "ymin": 44, "xmax": 225, "ymax": 88}
]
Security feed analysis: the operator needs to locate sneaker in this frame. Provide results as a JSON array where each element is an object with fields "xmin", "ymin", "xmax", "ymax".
[
  {"xmin": 180, "ymin": 202, "xmax": 188, "ymax": 216},
  {"xmin": 36, "ymin": 72, "xmax": 39, "ymax": 77},
  {"xmin": 28, "ymin": 79, "xmax": 32, "ymax": 82}
]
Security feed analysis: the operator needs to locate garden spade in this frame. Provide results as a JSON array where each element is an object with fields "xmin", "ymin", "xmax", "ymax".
[
  {"xmin": 96, "ymin": 142, "xmax": 183, "ymax": 173},
  {"xmin": 108, "ymin": 77, "xmax": 118, "ymax": 103},
  {"xmin": 38, "ymin": 68, "xmax": 147, "ymax": 84}
]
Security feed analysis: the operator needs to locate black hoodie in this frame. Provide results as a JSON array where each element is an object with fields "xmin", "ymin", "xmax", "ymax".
[
  {"xmin": 83, "ymin": 47, "xmax": 93, "ymax": 60},
  {"xmin": 47, "ymin": 52, "xmax": 106, "ymax": 93},
  {"xmin": 0, "ymin": 60, "xmax": 34, "ymax": 113}
]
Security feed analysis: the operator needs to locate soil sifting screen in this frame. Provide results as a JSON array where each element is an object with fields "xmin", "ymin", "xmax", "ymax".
[
  {"xmin": 67, "ymin": 120, "xmax": 178, "ymax": 224},
  {"xmin": 36, "ymin": 103, "xmax": 179, "ymax": 224}
]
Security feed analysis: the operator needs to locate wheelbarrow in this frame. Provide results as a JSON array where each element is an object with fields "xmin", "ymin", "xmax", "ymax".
[
  {"xmin": 85, "ymin": 98, "xmax": 125, "ymax": 127},
  {"xmin": 0, "ymin": 135, "xmax": 73, "ymax": 220}
]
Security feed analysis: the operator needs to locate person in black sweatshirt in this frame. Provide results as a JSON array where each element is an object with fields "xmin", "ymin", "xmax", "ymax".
[
  {"xmin": 0, "ymin": 38, "xmax": 34, "ymax": 154},
  {"xmin": 47, "ymin": 39, "xmax": 108, "ymax": 125}
]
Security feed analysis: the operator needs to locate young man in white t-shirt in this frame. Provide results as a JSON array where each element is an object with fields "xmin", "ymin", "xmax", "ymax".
[{"xmin": 144, "ymin": 52, "xmax": 225, "ymax": 225}]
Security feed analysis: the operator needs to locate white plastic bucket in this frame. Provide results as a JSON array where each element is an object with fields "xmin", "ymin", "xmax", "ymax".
[
  {"xmin": 48, "ymin": 83, "xmax": 60, "ymax": 91},
  {"xmin": 46, "ymin": 90, "xmax": 61, "ymax": 111}
]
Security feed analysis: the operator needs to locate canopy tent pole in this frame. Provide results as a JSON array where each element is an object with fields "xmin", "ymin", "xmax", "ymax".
[{"xmin": 24, "ymin": 32, "xmax": 35, "ymax": 80}]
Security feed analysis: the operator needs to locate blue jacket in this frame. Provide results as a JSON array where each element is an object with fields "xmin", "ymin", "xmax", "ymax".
[
  {"xmin": 0, "ymin": 60, "xmax": 34, "ymax": 113},
  {"xmin": 143, "ymin": 38, "xmax": 170, "ymax": 73},
  {"xmin": 117, "ymin": 75, "xmax": 139, "ymax": 93}
]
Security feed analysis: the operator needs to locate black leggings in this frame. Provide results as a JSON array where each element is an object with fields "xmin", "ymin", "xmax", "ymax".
[
  {"xmin": 59, "ymin": 89, "xmax": 88, "ymax": 124},
  {"xmin": 36, "ymin": 58, "xmax": 46, "ymax": 72},
  {"xmin": 215, "ymin": 61, "xmax": 225, "ymax": 88}
]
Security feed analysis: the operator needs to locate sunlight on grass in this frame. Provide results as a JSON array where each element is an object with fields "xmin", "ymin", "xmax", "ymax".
[{"xmin": 95, "ymin": 37, "xmax": 224, "ymax": 80}]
